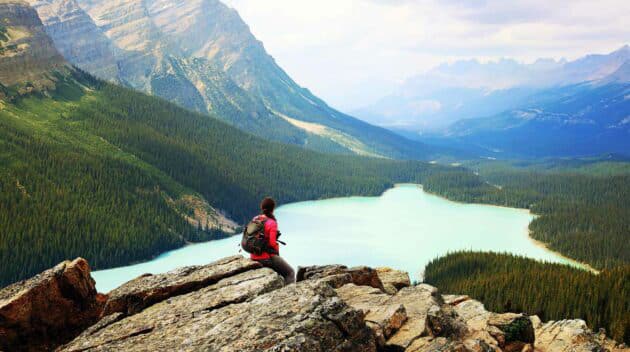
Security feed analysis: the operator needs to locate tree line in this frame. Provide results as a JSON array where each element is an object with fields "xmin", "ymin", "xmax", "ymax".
[
  {"xmin": 423, "ymin": 168, "xmax": 629, "ymax": 269},
  {"xmin": 424, "ymin": 252, "xmax": 629, "ymax": 344}
]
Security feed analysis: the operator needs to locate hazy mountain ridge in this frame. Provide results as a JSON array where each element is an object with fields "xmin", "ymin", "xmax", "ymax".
[
  {"xmin": 356, "ymin": 46, "xmax": 630, "ymax": 132},
  {"xmin": 444, "ymin": 69, "xmax": 630, "ymax": 157}
]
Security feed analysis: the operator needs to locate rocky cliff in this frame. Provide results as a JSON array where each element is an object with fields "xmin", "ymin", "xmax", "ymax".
[
  {"xmin": 24, "ymin": 0, "xmax": 433, "ymax": 159},
  {"xmin": 0, "ymin": 0, "xmax": 67, "ymax": 91},
  {"xmin": 1, "ymin": 256, "xmax": 626, "ymax": 352},
  {"xmin": 24, "ymin": 0, "xmax": 119, "ymax": 81}
]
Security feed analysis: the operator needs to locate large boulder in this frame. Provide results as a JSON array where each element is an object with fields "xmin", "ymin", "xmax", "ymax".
[
  {"xmin": 335, "ymin": 284, "xmax": 407, "ymax": 348},
  {"xmin": 102, "ymin": 255, "xmax": 262, "ymax": 316},
  {"xmin": 486, "ymin": 313, "xmax": 534, "ymax": 351},
  {"xmin": 534, "ymin": 319, "xmax": 627, "ymax": 352},
  {"xmin": 384, "ymin": 284, "xmax": 444, "ymax": 350},
  {"xmin": 0, "ymin": 258, "xmax": 102, "ymax": 352},
  {"xmin": 376, "ymin": 267, "xmax": 411, "ymax": 294},
  {"xmin": 296, "ymin": 264, "xmax": 385, "ymax": 290},
  {"xmin": 425, "ymin": 304, "xmax": 468, "ymax": 339},
  {"xmin": 61, "ymin": 276, "xmax": 376, "ymax": 352},
  {"xmin": 449, "ymin": 296, "xmax": 537, "ymax": 351}
]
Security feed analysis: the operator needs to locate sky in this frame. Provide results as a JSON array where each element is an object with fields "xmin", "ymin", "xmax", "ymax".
[{"xmin": 223, "ymin": 0, "xmax": 630, "ymax": 111}]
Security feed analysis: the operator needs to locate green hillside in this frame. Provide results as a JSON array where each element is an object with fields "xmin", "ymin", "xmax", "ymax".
[
  {"xmin": 424, "ymin": 252, "xmax": 629, "ymax": 343},
  {"xmin": 0, "ymin": 69, "xmax": 456, "ymax": 287}
]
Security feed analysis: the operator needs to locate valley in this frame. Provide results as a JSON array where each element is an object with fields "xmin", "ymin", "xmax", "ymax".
[{"xmin": 0, "ymin": 0, "xmax": 628, "ymax": 349}]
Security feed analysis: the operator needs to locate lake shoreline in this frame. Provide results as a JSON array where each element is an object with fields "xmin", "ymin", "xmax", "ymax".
[
  {"xmin": 528, "ymin": 236, "xmax": 599, "ymax": 274},
  {"xmin": 402, "ymin": 184, "xmax": 600, "ymax": 273},
  {"xmin": 93, "ymin": 184, "xmax": 593, "ymax": 292}
]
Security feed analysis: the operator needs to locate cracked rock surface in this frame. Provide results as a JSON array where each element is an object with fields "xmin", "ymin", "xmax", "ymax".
[
  {"xmin": 3, "ymin": 256, "xmax": 626, "ymax": 352},
  {"xmin": 61, "ymin": 270, "xmax": 375, "ymax": 352}
]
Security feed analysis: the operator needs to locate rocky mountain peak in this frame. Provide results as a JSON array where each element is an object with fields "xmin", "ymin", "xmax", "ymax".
[
  {"xmin": 24, "ymin": 0, "xmax": 429, "ymax": 159},
  {"xmin": 25, "ymin": 0, "xmax": 119, "ymax": 81},
  {"xmin": 1, "ymin": 256, "xmax": 626, "ymax": 352},
  {"xmin": 0, "ymin": 0, "xmax": 67, "ymax": 91}
]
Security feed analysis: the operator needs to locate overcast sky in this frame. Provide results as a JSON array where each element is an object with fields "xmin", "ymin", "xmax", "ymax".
[{"xmin": 223, "ymin": 0, "xmax": 629, "ymax": 111}]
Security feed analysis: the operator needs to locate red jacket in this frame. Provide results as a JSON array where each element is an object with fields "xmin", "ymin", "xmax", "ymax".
[{"xmin": 250, "ymin": 215, "xmax": 279, "ymax": 261}]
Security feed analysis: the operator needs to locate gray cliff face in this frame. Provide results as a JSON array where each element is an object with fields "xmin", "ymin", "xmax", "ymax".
[
  {"xmin": 25, "ymin": 0, "xmax": 119, "ymax": 81},
  {"xmin": 29, "ymin": 0, "xmax": 312, "ymax": 145},
  {"xmin": 26, "ymin": 0, "xmax": 430, "ymax": 158},
  {"xmin": 2, "ymin": 256, "xmax": 626, "ymax": 352},
  {"xmin": 0, "ymin": 0, "xmax": 67, "ymax": 89}
]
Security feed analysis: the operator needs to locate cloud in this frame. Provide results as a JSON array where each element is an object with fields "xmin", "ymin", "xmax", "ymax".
[{"xmin": 223, "ymin": 0, "xmax": 630, "ymax": 110}]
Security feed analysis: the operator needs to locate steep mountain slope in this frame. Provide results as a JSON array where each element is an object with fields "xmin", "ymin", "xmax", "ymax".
[
  {"xmin": 25, "ymin": 0, "xmax": 119, "ymax": 81},
  {"xmin": 27, "ymin": 0, "xmax": 433, "ymax": 158},
  {"xmin": 0, "ymin": 0, "xmax": 67, "ymax": 89},
  {"xmin": 446, "ymin": 74, "xmax": 630, "ymax": 157},
  {"xmin": 356, "ymin": 46, "xmax": 630, "ymax": 132}
]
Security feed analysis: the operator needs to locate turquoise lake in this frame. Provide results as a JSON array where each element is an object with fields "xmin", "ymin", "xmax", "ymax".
[{"xmin": 93, "ymin": 184, "xmax": 579, "ymax": 292}]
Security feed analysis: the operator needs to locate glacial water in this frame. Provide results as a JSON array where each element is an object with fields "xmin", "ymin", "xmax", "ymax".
[{"xmin": 93, "ymin": 184, "xmax": 580, "ymax": 292}]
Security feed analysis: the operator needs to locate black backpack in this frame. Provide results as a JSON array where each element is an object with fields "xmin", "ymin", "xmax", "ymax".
[{"xmin": 241, "ymin": 218, "xmax": 275, "ymax": 255}]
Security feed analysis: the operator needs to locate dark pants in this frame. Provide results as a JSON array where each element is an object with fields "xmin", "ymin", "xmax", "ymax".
[{"xmin": 259, "ymin": 255, "xmax": 295, "ymax": 285}]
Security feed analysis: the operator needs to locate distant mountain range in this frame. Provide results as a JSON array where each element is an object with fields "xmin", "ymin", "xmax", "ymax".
[
  {"xmin": 354, "ymin": 46, "xmax": 629, "ymax": 132},
  {"xmin": 354, "ymin": 46, "xmax": 629, "ymax": 158},
  {"xmin": 446, "ymin": 75, "xmax": 630, "ymax": 157},
  {"xmin": 25, "ymin": 0, "xmax": 436, "ymax": 159}
]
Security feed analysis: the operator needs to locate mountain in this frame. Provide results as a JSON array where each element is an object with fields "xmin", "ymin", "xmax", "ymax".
[
  {"xmin": 25, "ymin": 0, "xmax": 119, "ymax": 81},
  {"xmin": 3, "ymin": 256, "xmax": 627, "ymax": 351},
  {"xmin": 0, "ymin": 0, "xmax": 466, "ymax": 287},
  {"xmin": 26, "ymin": 0, "xmax": 435, "ymax": 159},
  {"xmin": 0, "ymin": 0, "xmax": 67, "ymax": 90},
  {"xmin": 355, "ymin": 46, "xmax": 630, "ymax": 132},
  {"xmin": 444, "ymin": 74, "xmax": 630, "ymax": 158}
]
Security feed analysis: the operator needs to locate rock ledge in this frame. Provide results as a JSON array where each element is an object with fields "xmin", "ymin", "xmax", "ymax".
[{"xmin": 0, "ymin": 257, "xmax": 626, "ymax": 352}]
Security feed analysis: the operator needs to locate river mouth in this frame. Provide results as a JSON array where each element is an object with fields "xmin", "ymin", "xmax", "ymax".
[{"xmin": 93, "ymin": 184, "xmax": 580, "ymax": 292}]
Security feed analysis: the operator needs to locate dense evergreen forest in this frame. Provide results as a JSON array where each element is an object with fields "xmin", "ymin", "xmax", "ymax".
[
  {"xmin": 424, "ymin": 252, "xmax": 629, "ymax": 343},
  {"xmin": 424, "ymin": 164, "xmax": 630, "ymax": 269},
  {"xmin": 0, "ymin": 71, "xmax": 455, "ymax": 286}
]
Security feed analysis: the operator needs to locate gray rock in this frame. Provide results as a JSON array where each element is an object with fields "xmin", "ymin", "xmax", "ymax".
[
  {"xmin": 385, "ymin": 284, "xmax": 443, "ymax": 350},
  {"xmin": 0, "ymin": 0, "xmax": 68, "ymax": 89},
  {"xmin": 376, "ymin": 267, "xmax": 411, "ymax": 294},
  {"xmin": 534, "ymin": 319, "xmax": 626, "ymax": 352},
  {"xmin": 102, "ymin": 255, "xmax": 262, "ymax": 316},
  {"xmin": 486, "ymin": 313, "xmax": 534, "ymax": 350},
  {"xmin": 426, "ymin": 304, "xmax": 468, "ymax": 339},
  {"xmin": 5, "ymin": 256, "xmax": 627, "ymax": 352},
  {"xmin": 25, "ymin": 0, "xmax": 119, "ymax": 81},
  {"xmin": 61, "ymin": 276, "xmax": 376, "ymax": 352},
  {"xmin": 297, "ymin": 264, "xmax": 385, "ymax": 291},
  {"xmin": 450, "ymin": 298, "xmax": 499, "ymax": 347},
  {"xmin": 443, "ymin": 294, "xmax": 472, "ymax": 306},
  {"xmin": 335, "ymin": 284, "xmax": 407, "ymax": 347}
]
